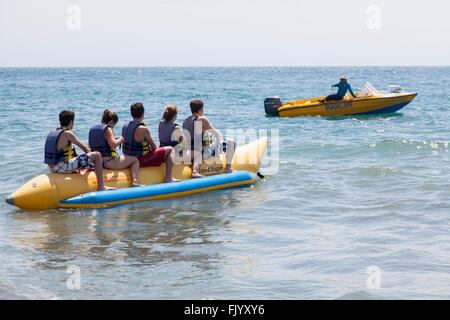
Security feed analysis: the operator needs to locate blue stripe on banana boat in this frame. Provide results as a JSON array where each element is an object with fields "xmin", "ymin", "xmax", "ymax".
[{"xmin": 59, "ymin": 171, "xmax": 257, "ymax": 208}]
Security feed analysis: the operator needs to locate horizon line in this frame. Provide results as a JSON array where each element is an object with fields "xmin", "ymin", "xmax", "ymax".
[{"xmin": 0, "ymin": 65, "xmax": 449, "ymax": 68}]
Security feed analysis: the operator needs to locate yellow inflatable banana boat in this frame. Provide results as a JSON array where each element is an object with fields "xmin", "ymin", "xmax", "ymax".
[
  {"xmin": 6, "ymin": 138, "xmax": 268, "ymax": 210},
  {"xmin": 265, "ymin": 83, "xmax": 417, "ymax": 117}
]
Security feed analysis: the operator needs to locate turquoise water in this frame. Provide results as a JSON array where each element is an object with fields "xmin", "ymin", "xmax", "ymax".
[{"xmin": 0, "ymin": 67, "xmax": 449, "ymax": 299}]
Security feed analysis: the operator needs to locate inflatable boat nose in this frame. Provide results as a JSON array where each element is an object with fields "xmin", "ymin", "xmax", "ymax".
[{"xmin": 5, "ymin": 196, "xmax": 14, "ymax": 205}]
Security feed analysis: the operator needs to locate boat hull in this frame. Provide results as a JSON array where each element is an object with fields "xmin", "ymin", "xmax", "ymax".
[
  {"xmin": 276, "ymin": 93, "xmax": 417, "ymax": 117},
  {"xmin": 6, "ymin": 138, "xmax": 268, "ymax": 210},
  {"xmin": 59, "ymin": 171, "xmax": 256, "ymax": 209}
]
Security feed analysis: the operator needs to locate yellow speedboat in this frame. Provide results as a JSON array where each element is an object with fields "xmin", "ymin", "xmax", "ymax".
[
  {"xmin": 6, "ymin": 138, "xmax": 268, "ymax": 210},
  {"xmin": 265, "ymin": 83, "xmax": 417, "ymax": 117}
]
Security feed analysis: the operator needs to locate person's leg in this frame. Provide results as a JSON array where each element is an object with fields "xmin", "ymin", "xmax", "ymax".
[
  {"xmin": 192, "ymin": 163, "xmax": 203, "ymax": 178},
  {"xmin": 87, "ymin": 151, "xmax": 114, "ymax": 191},
  {"xmin": 224, "ymin": 139, "xmax": 236, "ymax": 173},
  {"xmin": 190, "ymin": 149, "xmax": 204, "ymax": 178},
  {"xmin": 128, "ymin": 156, "xmax": 142, "ymax": 186},
  {"xmin": 319, "ymin": 94, "xmax": 340, "ymax": 103},
  {"xmin": 325, "ymin": 94, "xmax": 343, "ymax": 101},
  {"xmin": 163, "ymin": 147, "xmax": 180, "ymax": 183},
  {"xmin": 138, "ymin": 148, "xmax": 177, "ymax": 182},
  {"xmin": 105, "ymin": 156, "xmax": 142, "ymax": 187}
]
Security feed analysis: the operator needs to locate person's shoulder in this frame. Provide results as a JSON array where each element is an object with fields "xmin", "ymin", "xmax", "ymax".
[
  {"xmin": 198, "ymin": 115, "xmax": 209, "ymax": 121},
  {"xmin": 137, "ymin": 124, "xmax": 150, "ymax": 132},
  {"xmin": 62, "ymin": 129, "xmax": 75, "ymax": 137},
  {"xmin": 61, "ymin": 130, "xmax": 77, "ymax": 141},
  {"xmin": 200, "ymin": 116, "xmax": 213, "ymax": 128},
  {"xmin": 198, "ymin": 116, "xmax": 211, "ymax": 124}
]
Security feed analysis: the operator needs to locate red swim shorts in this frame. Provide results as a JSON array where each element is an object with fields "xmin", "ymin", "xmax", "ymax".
[{"xmin": 138, "ymin": 147, "xmax": 166, "ymax": 167}]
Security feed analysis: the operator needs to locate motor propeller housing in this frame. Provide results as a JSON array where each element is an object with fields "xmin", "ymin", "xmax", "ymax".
[{"xmin": 264, "ymin": 97, "xmax": 282, "ymax": 116}]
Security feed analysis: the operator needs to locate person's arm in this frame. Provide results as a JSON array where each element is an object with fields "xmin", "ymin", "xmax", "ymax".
[
  {"xmin": 201, "ymin": 117, "xmax": 222, "ymax": 142},
  {"xmin": 172, "ymin": 125, "xmax": 184, "ymax": 142},
  {"xmin": 332, "ymin": 83, "xmax": 340, "ymax": 88},
  {"xmin": 348, "ymin": 84, "xmax": 356, "ymax": 98},
  {"xmin": 142, "ymin": 127, "xmax": 158, "ymax": 150},
  {"xmin": 66, "ymin": 131, "xmax": 91, "ymax": 153},
  {"xmin": 104, "ymin": 127, "xmax": 123, "ymax": 148}
]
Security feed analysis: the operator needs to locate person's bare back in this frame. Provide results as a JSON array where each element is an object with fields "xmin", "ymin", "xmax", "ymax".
[{"xmin": 134, "ymin": 125, "xmax": 157, "ymax": 149}]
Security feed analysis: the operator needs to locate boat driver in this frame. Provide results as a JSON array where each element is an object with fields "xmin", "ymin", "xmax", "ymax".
[{"xmin": 320, "ymin": 75, "xmax": 356, "ymax": 103}]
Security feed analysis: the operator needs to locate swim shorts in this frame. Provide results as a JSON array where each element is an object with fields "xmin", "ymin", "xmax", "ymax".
[
  {"xmin": 203, "ymin": 139, "xmax": 235, "ymax": 159},
  {"xmin": 49, "ymin": 154, "xmax": 93, "ymax": 173},
  {"xmin": 138, "ymin": 147, "xmax": 166, "ymax": 167}
]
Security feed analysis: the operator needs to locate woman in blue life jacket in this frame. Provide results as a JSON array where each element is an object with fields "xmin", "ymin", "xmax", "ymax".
[
  {"xmin": 88, "ymin": 109, "xmax": 143, "ymax": 187},
  {"xmin": 158, "ymin": 105, "xmax": 185, "ymax": 151}
]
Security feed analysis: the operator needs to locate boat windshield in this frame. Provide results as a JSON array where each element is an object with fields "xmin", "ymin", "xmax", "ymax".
[{"xmin": 358, "ymin": 82, "xmax": 378, "ymax": 97}]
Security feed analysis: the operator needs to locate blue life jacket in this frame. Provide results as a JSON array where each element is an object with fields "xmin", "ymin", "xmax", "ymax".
[
  {"xmin": 88, "ymin": 124, "xmax": 116, "ymax": 158},
  {"xmin": 44, "ymin": 128, "xmax": 74, "ymax": 164},
  {"xmin": 158, "ymin": 120, "xmax": 180, "ymax": 147},
  {"xmin": 122, "ymin": 121, "xmax": 150, "ymax": 156}
]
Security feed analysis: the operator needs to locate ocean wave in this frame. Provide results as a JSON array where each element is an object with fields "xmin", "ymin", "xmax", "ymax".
[{"xmin": 370, "ymin": 139, "xmax": 449, "ymax": 151}]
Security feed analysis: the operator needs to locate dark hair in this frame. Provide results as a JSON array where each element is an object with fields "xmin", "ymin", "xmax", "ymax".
[
  {"xmin": 190, "ymin": 100, "xmax": 204, "ymax": 114},
  {"xmin": 163, "ymin": 105, "xmax": 178, "ymax": 121},
  {"xmin": 102, "ymin": 109, "xmax": 118, "ymax": 124},
  {"xmin": 59, "ymin": 110, "xmax": 75, "ymax": 127},
  {"xmin": 130, "ymin": 102, "xmax": 144, "ymax": 118}
]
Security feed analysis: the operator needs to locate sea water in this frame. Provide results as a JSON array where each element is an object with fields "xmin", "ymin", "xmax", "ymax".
[{"xmin": 0, "ymin": 67, "xmax": 448, "ymax": 299}]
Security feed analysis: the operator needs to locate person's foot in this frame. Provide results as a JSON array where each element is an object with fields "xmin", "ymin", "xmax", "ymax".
[
  {"xmin": 98, "ymin": 186, "xmax": 115, "ymax": 191},
  {"xmin": 166, "ymin": 177, "xmax": 181, "ymax": 183},
  {"xmin": 191, "ymin": 172, "xmax": 205, "ymax": 178},
  {"xmin": 225, "ymin": 165, "xmax": 236, "ymax": 174},
  {"xmin": 132, "ymin": 182, "xmax": 145, "ymax": 187}
]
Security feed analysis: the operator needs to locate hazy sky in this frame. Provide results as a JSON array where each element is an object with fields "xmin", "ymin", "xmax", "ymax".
[{"xmin": 1, "ymin": 0, "xmax": 449, "ymax": 66}]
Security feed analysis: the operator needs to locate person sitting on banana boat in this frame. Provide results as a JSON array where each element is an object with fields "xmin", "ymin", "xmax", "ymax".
[
  {"xmin": 122, "ymin": 102, "xmax": 179, "ymax": 183},
  {"xmin": 319, "ymin": 75, "xmax": 356, "ymax": 103},
  {"xmin": 44, "ymin": 110, "xmax": 114, "ymax": 191},
  {"xmin": 158, "ymin": 105, "xmax": 184, "ymax": 154},
  {"xmin": 88, "ymin": 109, "xmax": 142, "ymax": 187},
  {"xmin": 182, "ymin": 99, "xmax": 236, "ymax": 178}
]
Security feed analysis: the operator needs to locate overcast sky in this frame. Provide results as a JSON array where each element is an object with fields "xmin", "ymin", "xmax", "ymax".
[{"xmin": 0, "ymin": 0, "xmax": 449, "ymax": 66}]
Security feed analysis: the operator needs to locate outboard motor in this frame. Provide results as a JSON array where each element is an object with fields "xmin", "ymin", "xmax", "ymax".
[{"xmin": 264, "ymin": 97, "xmax": 282, "ymax": 116}]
